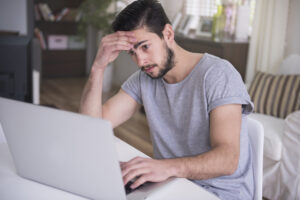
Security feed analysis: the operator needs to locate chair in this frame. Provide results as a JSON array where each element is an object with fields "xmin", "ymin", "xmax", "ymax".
[
  {"xmin": 247, "ymin": 118, "xmax": 264, "ymax": 200},
  {"xmin": 0, "ymin": 123, "xmax": 6, "ymax": 144}
]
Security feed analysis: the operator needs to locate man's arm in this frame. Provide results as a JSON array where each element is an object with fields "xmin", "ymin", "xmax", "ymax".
[
  {"xmin": 122, "ymin": 104, "xmax": 241, "ymax": 188},
  {"xmin": 79, "ymin": 31, "xmax": 140, "ymax": 127},
  {"xmin": 172, "ymin": 104, "xmax": 241, "ymax": 179},
  {"xmin": 102, "ymin": 89, "xmax": 141, "ymax": 128}
]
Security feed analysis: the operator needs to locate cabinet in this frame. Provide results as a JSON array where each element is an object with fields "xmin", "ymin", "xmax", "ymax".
[
  {"xmin": 175, "ymin": 35, "xmax": 249, "ymax": 80},
  {"xmin": 0, "ymin": 0, "xmax": 34, "ymax": 102},
  {"xmin": 34, "ymin": 0, "xmax": 86, "ymax": 78},
  {"xmin": 0, "ymin": 36, "xmax": 32, "ymax": 102}
]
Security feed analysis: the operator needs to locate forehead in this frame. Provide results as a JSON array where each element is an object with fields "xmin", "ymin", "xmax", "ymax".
[{"xmin": 132, "ymin": 28, "xmax": 161, "ymax": 42}]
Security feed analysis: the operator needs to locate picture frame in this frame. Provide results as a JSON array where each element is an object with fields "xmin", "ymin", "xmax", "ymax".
[
  {"xmin": 177, "ymin": 15, "xmax": 192, "ymax": 36},
  {"xmin": 171, "ymin": 12, "xmax": 182, "ymax": 31},
  {"xmin": 196, "ymin": 16, "xmax": 213, "ymax": 38}
]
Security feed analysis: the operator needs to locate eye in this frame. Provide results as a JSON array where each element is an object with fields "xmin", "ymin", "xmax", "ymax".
[
  {"xmin": 141, "ymin": 44, "xmax": 149, "ymax": 50},
  {"xmin": 128, "ymin": 49, "xmax": 135, "ymax": 55}
]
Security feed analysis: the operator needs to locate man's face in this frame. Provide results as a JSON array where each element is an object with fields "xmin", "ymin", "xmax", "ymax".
[{"xmin": 128, "ymin": 28, "xmax": 175, "ymax": 79}]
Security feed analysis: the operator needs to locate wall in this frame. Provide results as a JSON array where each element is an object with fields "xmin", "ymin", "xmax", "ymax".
[
  {"xmin": 0, "ymin": 0, "xmax": 28, "ymax": 35},
  {"xmin": 285, "ymin": 0, "xmax": 300, "ymax": 56},
  {"xmin": 160, "ymin": 0, "xmax": 184, "ymax": 20},
  {"xmin": 113, "ymin": 52, "xmax": 137, "ymax": 87}
]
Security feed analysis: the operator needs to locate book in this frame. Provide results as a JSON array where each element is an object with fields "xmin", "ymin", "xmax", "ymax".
[
  {"xmin": 34, "ymin": 5, "xmax": 41, "ymax": 21},
  {"xmin": 38, "ymin": 3, "xmax": 49, "ymax": 21},
  {"xmin": 43, "ymin": 4, "xmax": 55, "ymax": 21},
  {"xmin": 34, "ymin": 28, "xmax": 47, "ymax": 50},
  {"xmin": 48, "ymin": 35, "xmax": 68, "ymax": 50},
  {"xmin": 38, "ymin": 3, "xmax": 55, "ymax": 21},
  {"xmin": 55, "ymin": 8, "xmax": 70, "ymax": 21},
  {"xmin": 61, "ymin": 8, "xmax": 79, "ymax": 21},
  {"xmin": 68, "ymin": 36, "xmax": 85, "ymax": 49}
]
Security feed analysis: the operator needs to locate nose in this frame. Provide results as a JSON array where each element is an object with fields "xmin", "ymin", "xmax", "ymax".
[{"xmin": 136, "ymin": 51, "xmax": 148, "ymax": 67}]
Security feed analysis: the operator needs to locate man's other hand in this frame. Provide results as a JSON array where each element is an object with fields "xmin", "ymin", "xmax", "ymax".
[{"xmin": 120, "ymin": 157, "xmax": 174, "ymax": 189}]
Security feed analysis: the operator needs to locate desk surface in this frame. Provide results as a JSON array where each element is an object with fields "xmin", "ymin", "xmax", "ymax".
[{"xmin": 0, "ymin": 137, "xmax": 220, "ymax": 200}]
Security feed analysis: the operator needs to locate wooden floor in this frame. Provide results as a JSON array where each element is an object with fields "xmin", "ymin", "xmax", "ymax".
[{"xmin": 40, "ymin": 77, "xmax": 153, "ymax": 157}]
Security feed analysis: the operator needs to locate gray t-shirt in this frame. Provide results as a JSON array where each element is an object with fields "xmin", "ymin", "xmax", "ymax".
[{"xmin": 121, "ymin": 53, "xmax": 254, "ymax": 200}]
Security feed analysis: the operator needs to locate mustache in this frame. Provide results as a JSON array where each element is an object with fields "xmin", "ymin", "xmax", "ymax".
[{"xmin": 141, "ymin": 64, "xmax": 157, "ymax": 71}]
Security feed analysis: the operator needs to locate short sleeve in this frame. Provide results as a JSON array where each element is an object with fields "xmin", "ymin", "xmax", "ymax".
[
  {"xmin": 121, "ymin": 70, "xmax": 143, "ymax": 105},
  {"xmin": 205, "ymin": 60, "xmax": 254, "ymax": 115}
]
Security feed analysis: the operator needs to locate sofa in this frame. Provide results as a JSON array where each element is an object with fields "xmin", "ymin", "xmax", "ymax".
[{"xmin": 247, "ymin": 54, "xmax": 300, "ymax": 200}]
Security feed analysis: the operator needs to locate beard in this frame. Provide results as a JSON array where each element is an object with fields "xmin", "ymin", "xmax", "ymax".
[{"xmin": 141, "ymin": 43, "xmax": 175, "ymax": 79}]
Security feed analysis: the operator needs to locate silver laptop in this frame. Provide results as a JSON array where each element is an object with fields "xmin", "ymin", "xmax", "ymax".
[{"xmin": 0, "ymin": 97, "xmax": 173, "ymax": 200}]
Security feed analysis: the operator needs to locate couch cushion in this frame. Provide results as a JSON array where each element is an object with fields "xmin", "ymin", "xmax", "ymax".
[
  {"xmin": 248, "ymin": 113, "xmax": 284, "ymax": 161},
  {"xmin": 248, "ymin": 71, "xmax": 300, "ymax": 118}
]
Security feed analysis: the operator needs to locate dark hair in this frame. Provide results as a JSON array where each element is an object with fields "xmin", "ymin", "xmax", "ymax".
[{"xmin": 112, "ymin": 0, "xmax": 170, "ymax": 38}]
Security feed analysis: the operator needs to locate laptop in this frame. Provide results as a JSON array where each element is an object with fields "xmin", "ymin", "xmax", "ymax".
[{"xmin": 0, "ymin": 97, "xmax": 174, "ymax": 200}]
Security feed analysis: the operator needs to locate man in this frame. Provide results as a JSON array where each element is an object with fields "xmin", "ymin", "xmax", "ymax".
[{"xmin": 79, "ymin": 0, "xmax": 254, "ymax": 199}]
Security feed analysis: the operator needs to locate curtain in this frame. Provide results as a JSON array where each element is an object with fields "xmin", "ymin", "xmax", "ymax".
[{"xmin": 245, "ymin": 0, "xmax": 289, "ymax": 85}]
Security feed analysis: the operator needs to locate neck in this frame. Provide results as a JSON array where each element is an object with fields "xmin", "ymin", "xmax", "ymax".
[{"xmin": 163, "ymin": 43, "xmax": 203, "ymax": 84}]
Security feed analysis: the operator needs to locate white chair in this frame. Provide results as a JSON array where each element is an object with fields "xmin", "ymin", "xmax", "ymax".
[
  {"xmin": 247, "ymin": 118, "xmax": 264, "ymax": 200},
  {"xmin": 0, "ymin": 123, "xmax": 7, "ymax": 144}
]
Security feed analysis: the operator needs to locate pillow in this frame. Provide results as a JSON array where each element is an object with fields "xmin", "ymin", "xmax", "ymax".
[{"xmin": 249, "ymin": 71, "xmax": 300, "ymax": 118}]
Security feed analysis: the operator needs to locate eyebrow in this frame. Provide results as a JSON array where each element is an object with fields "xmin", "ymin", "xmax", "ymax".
[{"xmin": 133, "ymin": 40, "xmax": 148, "ymax": 49}]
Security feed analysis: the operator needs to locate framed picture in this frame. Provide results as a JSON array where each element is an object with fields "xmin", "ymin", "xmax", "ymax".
[
  {"xmin": 171, "ymin": 12, "xmax": 182, "ymax": 31},
  {"xmin": 177, "ymin": 15, "xmax": 192, "ymax": 36},
  {"xmin": 196, "ymin": 16, "xmax": 213, "ymax": 38}
]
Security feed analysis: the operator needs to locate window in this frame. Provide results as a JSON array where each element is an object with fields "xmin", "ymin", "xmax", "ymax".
[
  {"xmin": 116, "ymin": 0, "xmax": 135, "ymax": 13},
  {"xmin": 184, "ymin": 0, "xmax": 217, "ymax": 17},
  {"xmin": 183, "ymin": 0, "xmax": 256, "ymax": 36}
]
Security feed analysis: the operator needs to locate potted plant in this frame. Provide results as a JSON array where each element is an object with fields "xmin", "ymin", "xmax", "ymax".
[
  {"xmin": 78, "ymin": 0, "xmax": 115, "ymax": 36},
  {"xmin": 78, "ymin": 0, "xmax": 117, "ymax": 92}
]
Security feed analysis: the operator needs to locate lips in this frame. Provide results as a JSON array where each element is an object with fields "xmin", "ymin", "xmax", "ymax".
[{"xmin": 144, "ymin": 65, "xmax": 156, "ymax": 73}]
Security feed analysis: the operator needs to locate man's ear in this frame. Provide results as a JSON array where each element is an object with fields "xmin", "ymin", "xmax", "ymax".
[{"xmin": 162, "ymin": 24, "xmax": 174, "ymax": 45}]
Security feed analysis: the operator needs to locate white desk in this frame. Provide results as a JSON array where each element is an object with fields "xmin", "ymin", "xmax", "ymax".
[{"xmin": 0, "ymin": 137, "xmax": 220, "ymax": 200}]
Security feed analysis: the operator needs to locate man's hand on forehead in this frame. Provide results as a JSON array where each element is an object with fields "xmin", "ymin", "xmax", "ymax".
[
  {"xmin": 109, "ymin": 31, "xmax": 138, "ymax": 52},
  {"xmin": 112, "ymin": 31, "xmax": 150, "ymax": 54},
  {"xmin": 104, "ymin": 31, "xmax": 134, "ymax": 42},
  {"xmin": 92, "ymin": 30, "xmax": 138, "ymax": 69}
]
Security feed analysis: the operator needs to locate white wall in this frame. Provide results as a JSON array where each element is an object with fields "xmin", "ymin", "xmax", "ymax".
[
  {"xmin": 285, "ymin": 0, "xmax": 300, "ymax": 56},
  {"xmin": 160, "ymin": 0, "xmax": 184, "ymax": 20},
  {"xmin": 0, "ymin": 0, "xmax": 28, "ymax": 35},
  {"xmin": 113, "ymin": 52, "xmax": 138, "ymax": 87}
]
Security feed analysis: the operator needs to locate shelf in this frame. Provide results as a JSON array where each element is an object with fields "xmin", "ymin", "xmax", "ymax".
[
  {"xmin": 175, "ymin": 35, "xmax": 249, "ymax": 80},
  {"xmin": 35, "ymin": 21, "xmax": 79, "ymax": 35},
  {"xmin": 42, "ymin": 49, "xmax": 86, "ymax": 62},
  {"xmin": 175, "ymin": 34, "xmax": 249, "ymax": 45},
  {"xmin": 35, "ymin": 0, "xmax": 83, "ymax": 10},
  {"xmin": 42, "ymin": 50, "xmax": 86, "ymax": 78},
  {"xmin": 35, "ymin": 0, "xmax": 86, "ymax": 78}
]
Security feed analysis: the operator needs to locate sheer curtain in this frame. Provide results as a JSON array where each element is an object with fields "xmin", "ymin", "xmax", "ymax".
[{"xmin": 245, "ymin": 0, "xmax": 290, "ymax": 85}]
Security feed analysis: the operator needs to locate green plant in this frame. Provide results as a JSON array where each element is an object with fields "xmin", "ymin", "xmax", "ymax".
[{"xmin": 78, "ymin": 0, "xmax": 116, "ymax": 37}]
